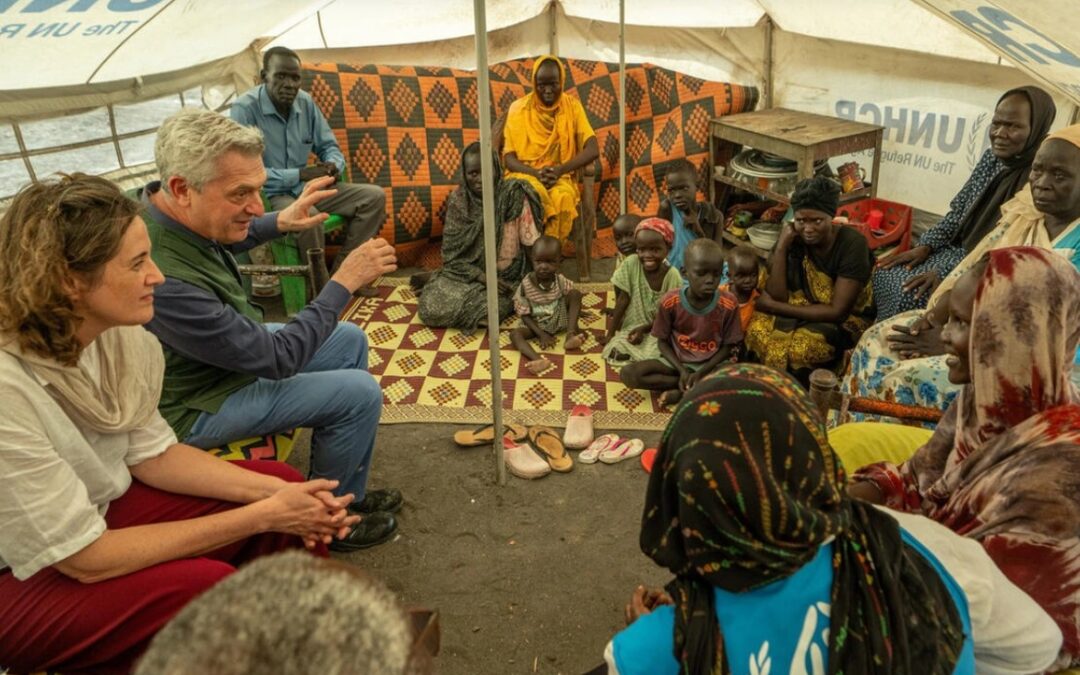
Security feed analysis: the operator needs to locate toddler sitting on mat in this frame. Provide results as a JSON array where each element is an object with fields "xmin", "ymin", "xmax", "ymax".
[{"xmin": 511, "ymin": 235, "xmax": 586, "ymax": 375}]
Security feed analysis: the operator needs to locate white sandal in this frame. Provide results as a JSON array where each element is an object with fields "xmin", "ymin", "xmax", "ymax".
[
  {"xmin": 562, "ymin": 405, "xmax": 595, "ymax": 449},
  {"xmin": 599, "ymin": 438, "xmax": 645, "ymax": 464},
  {"xmin": 503, "ymin": 436, "xmax": 551, "ymax": 479},
  {"xmin": 580, "ymin": 433, "xmax": 621, "ymax": 464}
]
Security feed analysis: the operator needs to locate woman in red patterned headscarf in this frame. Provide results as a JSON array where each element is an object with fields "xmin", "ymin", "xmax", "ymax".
[{"xmin": 850, "ymin": 246, "xmax": 1080, "ymax": 669}]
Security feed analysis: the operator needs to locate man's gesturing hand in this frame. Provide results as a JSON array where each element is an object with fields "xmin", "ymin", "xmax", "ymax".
[
  {"xmin": 331, "ymin": 238, "xmax": 398, "ymax": 293},
  {"xmin": 277, "ymin": 175, "xmax": 337, "ymax": 233}
]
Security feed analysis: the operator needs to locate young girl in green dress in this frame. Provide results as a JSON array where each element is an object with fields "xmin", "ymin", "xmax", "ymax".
[{"xmin": 600, "ymin": 218, "xmax": 682, "ymax": 366}]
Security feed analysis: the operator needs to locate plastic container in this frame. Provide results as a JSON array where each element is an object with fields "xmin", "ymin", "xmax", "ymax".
[{"xmin": 835, "ymin": 198, "xmax": 913, "ymax": 252}]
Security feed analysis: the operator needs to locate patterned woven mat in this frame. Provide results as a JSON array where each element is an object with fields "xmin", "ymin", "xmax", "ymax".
[{"xmin": 343, "ymin": 278, "xmax": 674, "ymax": 431}]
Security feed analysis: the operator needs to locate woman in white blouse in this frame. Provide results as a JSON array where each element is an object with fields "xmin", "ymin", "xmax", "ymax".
[{"xmin": 0, "ymin": 174, "xmax": 360, "ymax": 674}]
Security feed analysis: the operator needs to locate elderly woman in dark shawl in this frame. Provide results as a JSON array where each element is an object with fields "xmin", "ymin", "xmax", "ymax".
[
  {"xmin": 604, "ymin": 363, "xmax": 1062, "ymax": 675},
  {"xmin": 873, "ymin": 86, "xmax": 1056, "ymax": 319},
  {"xmin": 417, "ymin": 142, "xmax": 543, "ymax": 331}
]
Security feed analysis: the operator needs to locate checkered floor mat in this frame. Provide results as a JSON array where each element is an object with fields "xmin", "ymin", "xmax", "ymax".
[{"xmin": 342, "ymin": 278, "xmax": 673, "ymax": 431}]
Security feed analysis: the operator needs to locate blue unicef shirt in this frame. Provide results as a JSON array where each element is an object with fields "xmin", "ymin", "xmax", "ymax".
[
  {"xmin": 1051, "ymin": 222, "xmax": 1080, "ymax": 369},
  {"xmin": 611, "ymin": 531, "xmax": 974, "ymax": 675}
]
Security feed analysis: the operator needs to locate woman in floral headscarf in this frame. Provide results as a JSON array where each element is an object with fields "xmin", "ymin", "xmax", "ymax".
[
  {"xmin": 849, "ymin": 246, "xmax": 1080, "ymax": 669},
  {"xmin": 502, "ymin": 55, "xmax": 599, "ymax": 242},
  {"xmin": 605, "ymin": 363, "xmax": 1060, "ymax": 675}
]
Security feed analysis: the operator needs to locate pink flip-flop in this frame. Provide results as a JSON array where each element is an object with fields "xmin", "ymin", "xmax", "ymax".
[
  {"xmin": 599, "ymin": 437, "xmax": 645, "ymax": 464},
  {"xmin": 580, "ymin": 433, "xmax": 621, "ymax": 464}
]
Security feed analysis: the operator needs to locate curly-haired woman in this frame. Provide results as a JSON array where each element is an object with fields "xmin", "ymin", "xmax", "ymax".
[{"xmin": 0, "ymin": 174, "xmax": 359, "ymax": 674}]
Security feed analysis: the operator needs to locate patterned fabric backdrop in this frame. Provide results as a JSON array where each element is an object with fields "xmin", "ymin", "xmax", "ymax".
[{"xmin": 302, "ymin": 58, "xmax": 758, "ymax": 265}]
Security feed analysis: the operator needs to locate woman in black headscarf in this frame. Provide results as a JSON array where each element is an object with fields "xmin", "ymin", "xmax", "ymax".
[
  {"xmin": 604, "ymin": 363, "xmax": 1062, "ymax": 675},
  {"xmin": 417, "ymin": 142, "xmax": 543, "ymax": 331},
  {"xmin": 745, "ymin": 177, "xmax": 876, "ymax": 379},
  {"xmin": 873, "ymin": 86, "xmax": 1056, "ymax": 319}
]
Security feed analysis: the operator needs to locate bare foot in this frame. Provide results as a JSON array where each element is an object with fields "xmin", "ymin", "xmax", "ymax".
[
  {"xmin": 525, "ymin": 358, "xmax": 554, "ymax": 376},
  {"xmin": 659, "ymin": 389, "xmax": 683, "ymax": 407},
  {"xmin": 564, "ymin": 332, "xmax": 586, "ymax": 350}
]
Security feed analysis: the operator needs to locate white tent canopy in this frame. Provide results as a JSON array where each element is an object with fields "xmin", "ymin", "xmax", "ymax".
[{"xmin": 1, "ymin": 0, "xmax": 1079, "ymax": 214}]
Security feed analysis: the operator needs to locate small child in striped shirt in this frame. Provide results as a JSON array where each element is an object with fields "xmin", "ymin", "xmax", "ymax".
[{"xmin": 511, "ymin": 235, "xmax": 586, "ymax": 375}]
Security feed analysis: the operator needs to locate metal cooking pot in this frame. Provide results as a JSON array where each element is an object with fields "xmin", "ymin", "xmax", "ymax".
[{"xmin": 726, "ymin": 150, "xmax": 829, "ymax": 198}]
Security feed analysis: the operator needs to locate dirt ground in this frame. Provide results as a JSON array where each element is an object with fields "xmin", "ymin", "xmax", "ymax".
[
  {"xmin": 265, "ymin": 256, "xmax": 668, "ymax": 674},
  {"xmin": 289, "ymin": 422, "xmax": 667, "ymax": 675}
]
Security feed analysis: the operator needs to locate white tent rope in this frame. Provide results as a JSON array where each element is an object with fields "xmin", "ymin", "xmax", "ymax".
[
  {"xmin": 84, "ymin": 0, "xmax": 177, "ymax": 85},
  {"xmin": 473, "ymin": 0, "xmax": 507, "ymax": 485}
]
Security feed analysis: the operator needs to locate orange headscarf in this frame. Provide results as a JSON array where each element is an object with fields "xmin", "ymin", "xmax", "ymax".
[
  {"xmin": 1048, "ymin": 122, "xmax": 1080, "ymax": 150},
  {"xmin": 503, "ymin": 55, "xmax": 579, "ymax": 166}
]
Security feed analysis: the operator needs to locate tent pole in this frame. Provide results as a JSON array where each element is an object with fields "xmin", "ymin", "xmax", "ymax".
[
  {"xmin": 763, "ymin": 16, "xmax": 773, "ymax": 109},
  {"xmin": 473, "ymin": 0, "xmax": 506, "ymax": 486},
  {"xmin": 549, "ymin": 0, "xmax": 558, "ymax": 56},
  {"xmin": 618, "ymin": 0, "xmax": 626, "ymax": 212}
]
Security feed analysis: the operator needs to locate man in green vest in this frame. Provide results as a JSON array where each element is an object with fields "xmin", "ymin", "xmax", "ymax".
[{"xmin": 141, "ymin": 109, "xmax": 401, "ymax": 551}]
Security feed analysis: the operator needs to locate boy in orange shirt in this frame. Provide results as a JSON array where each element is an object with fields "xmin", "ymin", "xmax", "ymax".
[{"xmin": 720, "ymin": 245, "xmax": 761, "ymax": 333}]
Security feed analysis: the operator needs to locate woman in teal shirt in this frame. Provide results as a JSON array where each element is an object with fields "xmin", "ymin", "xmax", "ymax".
[{"xmin": 606, "ymin": 364, "xmax": 1061, "ymax": 675}]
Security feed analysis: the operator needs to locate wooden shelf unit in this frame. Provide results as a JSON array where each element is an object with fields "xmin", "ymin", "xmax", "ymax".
[{"xmin": 709, "ymin": 108, "xmax": 884, "ymax": 257}]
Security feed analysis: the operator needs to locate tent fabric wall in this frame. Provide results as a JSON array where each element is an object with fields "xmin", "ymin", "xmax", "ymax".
[
  {"xmin": 915, "ymin": 0, "xmax": 1080, "ymax": 103},
  {"xmin": 3, "ymin": 0, "xmax": 1078, "ymax": 214},
  {"xmin": 0, "ymin": 0, "xmax": 326, "ymax": 119}
]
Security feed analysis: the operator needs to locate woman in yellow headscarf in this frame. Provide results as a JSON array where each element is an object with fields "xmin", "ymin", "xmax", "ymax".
[{"xmin": 503, "ymin": 55, "xmax": 599, "ymax": 242}]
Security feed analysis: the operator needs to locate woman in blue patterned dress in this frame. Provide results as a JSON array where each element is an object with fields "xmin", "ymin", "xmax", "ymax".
[
  {"xmin": 872, "ymin": 86, "xmax": 1055, "ymax": 320},
  {"xmin": 843, "ymin": 125, "xmax": 1080, "ymax": 418}
]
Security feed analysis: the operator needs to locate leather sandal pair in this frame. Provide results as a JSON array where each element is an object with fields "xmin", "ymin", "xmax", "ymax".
[
  {"xmin": 503, "ymin": 424, "xmax": 573, "ymax": 478},
  {"xmin": 527, "ymin": 425, "xmax": 572, "ymax": 472},
  {"xmin": 453, "ymin": 423, "xmax": 528, "ymax": 447}
]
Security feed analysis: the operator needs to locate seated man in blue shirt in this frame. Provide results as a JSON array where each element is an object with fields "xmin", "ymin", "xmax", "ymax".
[
  {"xmin": 141, "ymin": 108, "xmax": 401, "ymax": 551},
  {"xmin": 230, "ymin": 46, "xmax": 385, "ymax": 293}
]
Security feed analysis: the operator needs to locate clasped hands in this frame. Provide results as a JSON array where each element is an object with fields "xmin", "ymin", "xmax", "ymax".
[
  {"xmin": 537, "ymin": 165, "xmax": 565, "ymax": 189},
  {"xmin": 624, "ymin": 585, "xmax": 674, "ymax": 624},
  {"xmin": 299, "ymin": 162, "xmax": 340, "ymax": 183},
  {"xmin": 886, "ymin": 314, "xmax": 944, "ymax": 360},
  {"xmin": 262, "ymin": 478, "xmax": 360, "ymax": 550}
]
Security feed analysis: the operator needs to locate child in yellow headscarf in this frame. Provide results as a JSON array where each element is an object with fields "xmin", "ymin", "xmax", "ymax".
[{"xmin": 503, "ymin": 55, "xmax": 599, "ymax": 242}]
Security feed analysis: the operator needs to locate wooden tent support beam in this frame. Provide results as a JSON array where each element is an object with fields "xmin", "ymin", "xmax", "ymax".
[
  {"xmin": 473, "ymin": 0, "xmax": 507, "ymax": 486},
  {"xmin": 763, "ymin": 16, "xmax": 773, "ymax": 109},
  {"xmin": 618, "ymin": 0, "xmax": 627, "ymax": 212}
]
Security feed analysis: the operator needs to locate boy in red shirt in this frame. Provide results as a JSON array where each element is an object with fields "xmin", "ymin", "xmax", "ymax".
[{"xmin": 619, "ymin": 239, "xmax": 743, "ymax": 405}]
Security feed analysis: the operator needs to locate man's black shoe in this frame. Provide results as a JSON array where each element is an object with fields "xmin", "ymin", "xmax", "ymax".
[
  {"xmin": 350, "ymin": 488, "xmax": 403, "ymax": 514},
  {"xmin": 329, "ymin": 511, "xmax": 398, "ymax": 552}
]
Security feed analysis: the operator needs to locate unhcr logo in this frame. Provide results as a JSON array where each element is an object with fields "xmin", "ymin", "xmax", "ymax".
[
  {"xmin": 0, "ymin": 0, "xmax": 164, "ymax": 39},
  {"xmin": 835, "ymin": 101, "xmax": 988, "ymax": 174},
  {"xmin": 0, "ymin": 0, "xmax": 165, "ymax": 12}
]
